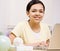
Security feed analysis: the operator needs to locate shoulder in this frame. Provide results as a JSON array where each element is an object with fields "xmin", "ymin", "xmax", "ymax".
[
  {"xmin": 40, "ymin": 22, "xmax": 50, "ymax": 31},
  {"xmin": 12, "ymin": 21, "xmax": 28, "ymax": 30},
  {"xmin": 40, "ymin": 22, "xmax": 49, "ymax": 27},
  {"xmin": 16, "ymin": 21, "xmax": 27, "ymax": 27},
  {"xmin": 11, "ymin": 21, "xmax": 28, "ymax": 36}
]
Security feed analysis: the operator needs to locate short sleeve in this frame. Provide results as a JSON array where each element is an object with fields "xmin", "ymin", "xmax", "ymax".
[{"xmin": 11, "ymin": 22, "xmax": 23, "ymax": 37}]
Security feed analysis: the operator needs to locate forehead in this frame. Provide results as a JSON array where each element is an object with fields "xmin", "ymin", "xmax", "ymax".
[{"xmin": 30, "ymin": 3, "xmax": 43, "ymax": 10}]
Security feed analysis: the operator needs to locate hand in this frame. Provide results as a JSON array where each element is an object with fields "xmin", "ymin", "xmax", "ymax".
[
  {"xmin": 25, "ymin": 40, "xmax": 49, "ymax": 47},
  {"xmin": 39, "ymin": 41, "xmax": 49, "ymax": 47}
]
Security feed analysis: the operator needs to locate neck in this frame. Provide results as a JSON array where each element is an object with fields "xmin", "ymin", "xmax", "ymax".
[{"xmin": 28, "ymin": 20, "xmax": 40, "ymax": 33}]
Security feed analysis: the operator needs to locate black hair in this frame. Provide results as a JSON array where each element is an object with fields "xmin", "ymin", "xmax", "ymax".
[{"xmin": 26, "ymin": 0, "xmax": 45, "ymax": 12}]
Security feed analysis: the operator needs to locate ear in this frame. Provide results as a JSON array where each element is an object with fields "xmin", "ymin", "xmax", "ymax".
[{"xmin": 26, "ymin": 11, "xmax": 29, "ymax": 16}]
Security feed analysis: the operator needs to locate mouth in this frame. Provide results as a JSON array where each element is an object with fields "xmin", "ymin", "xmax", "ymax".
[{"xmin": 34, "ymin": 17, "xmax": 41, "ymax": 20}]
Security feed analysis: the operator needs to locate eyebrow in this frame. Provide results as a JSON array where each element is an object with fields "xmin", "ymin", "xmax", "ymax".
[{"xmin": 31, "ymin": 8, "xmax": 43, "ymax": 11}]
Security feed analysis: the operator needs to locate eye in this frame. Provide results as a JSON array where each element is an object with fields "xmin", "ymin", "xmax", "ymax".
[
  {"xmin": 31, "ymin": 9, "xmax": 37, "ymax": 12},
  {"xmin": 32, "ymin": 10, "xmax": 36, "ymax": 12},
  {"xmin": 39, "ymin": 10, "xmax": 44, "ymax": 13}
]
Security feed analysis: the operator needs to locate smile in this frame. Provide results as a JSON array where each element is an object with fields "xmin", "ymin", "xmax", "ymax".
[{"xmin": 34, "ymin": 17, "xmax": 41, "ymax": 20}]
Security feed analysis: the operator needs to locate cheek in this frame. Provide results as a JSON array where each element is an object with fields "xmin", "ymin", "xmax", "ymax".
[
  {"xmin": 41, "ymin": 13, "xmax": 44, "ymax": 16},
  {"xmin": 29, "ymin": 13, "xmax": 34, "ymax": 17}
]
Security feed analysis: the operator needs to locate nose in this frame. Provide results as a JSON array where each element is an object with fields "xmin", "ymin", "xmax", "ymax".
[{"xmin": 35, "ymin": 12, "xmax": 40, "ymax": 16}]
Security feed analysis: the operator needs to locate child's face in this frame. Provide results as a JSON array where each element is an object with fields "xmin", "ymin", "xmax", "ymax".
[{"xmin": 27, "ymin": 3, "xmax": 44, "ymax": 23}]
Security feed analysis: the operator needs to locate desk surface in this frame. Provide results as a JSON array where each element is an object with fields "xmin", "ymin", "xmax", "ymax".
[{"xmin": 8, "ymin": 45, "xmax": 60, "ymax": 51}]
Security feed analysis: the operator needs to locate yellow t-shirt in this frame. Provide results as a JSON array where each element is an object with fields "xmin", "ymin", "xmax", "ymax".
[{"xmin": 11, "ymin": 21, "xmax": 51, "ymax": 44}]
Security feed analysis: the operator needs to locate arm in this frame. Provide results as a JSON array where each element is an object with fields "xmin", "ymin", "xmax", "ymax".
[{"xmin": 9, "ymin": 32, "xmax": 16, "ymax": 44}]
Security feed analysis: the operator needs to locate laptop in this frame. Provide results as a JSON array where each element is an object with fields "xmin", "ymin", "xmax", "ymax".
[{"xmin": 48, "ymin": 24, "xmax": 60, "ymax": 49}]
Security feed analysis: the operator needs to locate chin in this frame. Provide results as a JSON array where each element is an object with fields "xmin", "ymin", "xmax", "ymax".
[
  {"xmin": 34, "ymin": 20, "xmax": 41, "ymax": 23},
  {"xmin": 34, "ymin": 21, "xmax": 40, "ymax": 24}
]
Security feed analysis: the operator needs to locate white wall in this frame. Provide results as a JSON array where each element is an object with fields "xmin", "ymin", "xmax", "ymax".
[
  {"xmin": 0, "ymin": 0, "xmax": 60, "ymax": 34},
  {"xmin": 52, "ymin": 0, "xmax": 60, "ymax": 24},
  {"xmin": 0, "ymin": 0, "xmax": 9, "ymax": 34}
]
